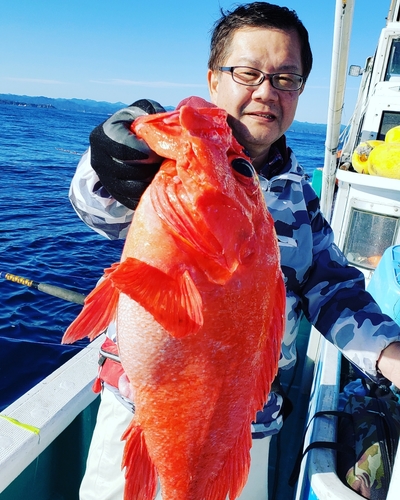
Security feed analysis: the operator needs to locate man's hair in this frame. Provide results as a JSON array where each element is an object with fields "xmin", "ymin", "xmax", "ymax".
[{"xmin": 208, "ymin": 2, "xmax": 313, "ymax": 81}]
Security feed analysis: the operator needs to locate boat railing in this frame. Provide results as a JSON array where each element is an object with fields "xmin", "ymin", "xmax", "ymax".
[
  {"xmin": 0, "ymin": 335, "xmax": 103, "ymax": 494},
  {"xmin": 295, "ymin": 332, "xmax": 400, "ymax": 499}
]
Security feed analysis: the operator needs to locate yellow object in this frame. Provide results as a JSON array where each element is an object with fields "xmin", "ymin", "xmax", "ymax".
[
  {"xmin": 0, "ymin": 414, "xmax": 40, "ymax": 434},
  {"xmin": 385, "ymin": 125, "xmax": 400, "ymax": 143},
  {"xmin": 351, "ymin": 140, "xmax": 384, "ymax": 174},
  {"xmin": 368, "ymin": 142, "xmax": 400, "ymax": 178}
]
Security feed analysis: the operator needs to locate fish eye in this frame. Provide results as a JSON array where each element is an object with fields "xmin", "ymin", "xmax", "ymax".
[{"xmin": 231, "ymin": 158, "xmax": 255, "ymax": 177}]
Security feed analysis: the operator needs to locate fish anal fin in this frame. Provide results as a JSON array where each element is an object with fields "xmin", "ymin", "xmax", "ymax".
[
  {"xmin": 122, "ymin": 420, "xmax": 157, "ymax": 500},
  {"xmin": 112, "ymin": 258, "xmax": 203, "ymax": 338},
  {"xmin": 62, "ymin": 266, "xmax": 119, "ymax": 344}
]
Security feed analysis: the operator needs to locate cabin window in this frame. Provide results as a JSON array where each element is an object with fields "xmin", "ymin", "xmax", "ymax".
[
  {"xmin": 343, "ymin": 208, "xmax": 399, "ymax": 270},
  {"xmin": 377, "ymin": 111, "xmax": 400, "ymax": 140},
  {"xmin": 385, "ymin": 38, "xmax": 400, "ymax": 81}
]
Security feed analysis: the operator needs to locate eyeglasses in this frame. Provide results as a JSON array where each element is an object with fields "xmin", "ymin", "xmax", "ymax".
[{"xmin": 219, "ymin": 66, "xmax": 304, "ymax": 91}]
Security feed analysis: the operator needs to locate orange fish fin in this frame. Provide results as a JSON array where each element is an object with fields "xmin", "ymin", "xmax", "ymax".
[
  {"xmin": 256, "ymin": 274, "xmax": 286, "ymax": 408},
  {"xmin": 205, "ymin": 422, "xmax": 252, "ymax": 500},
  {"xmin": 62, "ymin": 264, "xmax": 120, "ymax": 344},
  {"xmin": 111, "ymin": 257, "xmax": 203, "ymax": 338},
  {"xmin": 121, "ymin": 420, "xmax": 158, "ymax": 500}
]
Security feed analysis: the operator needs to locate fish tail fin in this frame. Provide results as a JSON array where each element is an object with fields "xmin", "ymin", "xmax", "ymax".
[
  {"xmin": 122, "ymin": 420, "xmax": 158, "ymax": 500},
  {"xmin": 62, "ymin": 264, "xmax": 120, "ymax": 344},
  {"xmin": 205, "ymin": 422, "xmax": 252, "ymax": 500}
]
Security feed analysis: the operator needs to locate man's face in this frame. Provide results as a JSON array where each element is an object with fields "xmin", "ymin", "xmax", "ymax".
[{"xmin": 208, "ymin": 27, "xmax": 304, "ymax": 169}]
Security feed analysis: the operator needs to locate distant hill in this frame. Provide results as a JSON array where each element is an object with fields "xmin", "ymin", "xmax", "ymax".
[
  {"xmin": 0, "ymin": 94, "xmax": 326, "ymax": 131},
  {"xmin": 0, "ymin": 94, "xmax": 128, "ymax": 115},
  {"xmin": 289, "ymin": 120, "xmax": 327, "ymax": 135}
]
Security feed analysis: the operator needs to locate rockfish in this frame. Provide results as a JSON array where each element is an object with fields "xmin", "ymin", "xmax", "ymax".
[{"xmin": 63, "ymin": 97, "xmax": 285, "ymax": 500}]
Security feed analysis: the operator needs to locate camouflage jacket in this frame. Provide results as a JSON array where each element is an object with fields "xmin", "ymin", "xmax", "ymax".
[
  {"xmin": 261, "ymin": 146, "xmax": 400, "ymax": 377},
  {"xmin": 69, "ymin": 141, "xmax": 400, "ymax": 436}
]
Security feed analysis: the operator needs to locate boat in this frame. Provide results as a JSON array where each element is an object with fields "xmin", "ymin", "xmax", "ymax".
[
  {"xmin": 294, "ymin": 1, "xmax": 400, "ymax": 499},
  {"xmin": 1, "ymin": 1, "xmax": 400, "ymax": 498}
]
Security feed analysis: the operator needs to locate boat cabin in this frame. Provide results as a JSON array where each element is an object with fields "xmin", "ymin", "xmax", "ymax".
[{"xmin": 333, "ymin": 0, "xmax": 400, "ymax": 284}]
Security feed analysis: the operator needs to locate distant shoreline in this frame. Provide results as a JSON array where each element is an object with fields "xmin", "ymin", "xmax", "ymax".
[
  {"xmin": 0, "ymin": 99, "xmax": 55, "ymax": 109},
  {"xmin": 0, "ymin": 93, "xmax": 327, "ymax": 131},
  {"xmin": 0, "ymin": 93, "xmax": 126, "ymax": 115}
]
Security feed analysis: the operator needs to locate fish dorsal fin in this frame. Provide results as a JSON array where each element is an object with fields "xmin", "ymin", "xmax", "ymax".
[
  {"xmin": 254, "ymin": 273, "xmax": 286, "ymax": 407},
  {"xmin": 204, "ymin": 420, "xmax": 252, "ymax": 500},
  {"xmin": 110, "ymin": 257, "xmax": 203, "ymax": 338}
]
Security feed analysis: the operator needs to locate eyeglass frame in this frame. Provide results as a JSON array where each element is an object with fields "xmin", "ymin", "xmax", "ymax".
[{"xmin": 219, "ymin": 66, "xmax": 304, "ymax": 91}]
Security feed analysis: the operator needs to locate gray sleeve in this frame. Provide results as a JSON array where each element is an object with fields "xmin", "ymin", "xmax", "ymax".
[{"xmin": 69, "ymin": 149, "xmax": 133, "ymax": 240}]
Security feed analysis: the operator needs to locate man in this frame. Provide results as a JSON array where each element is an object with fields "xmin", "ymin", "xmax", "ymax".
[{"xmin": 70, "ymin": 3, "xmax": 400, "ymax": 499}]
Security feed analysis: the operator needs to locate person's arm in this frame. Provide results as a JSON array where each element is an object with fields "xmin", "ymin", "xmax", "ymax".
[
  {"xmin": 300, "ymin": 182, "xmax": 400, "ymax": 385},
  {"xmin": 69, "ymin": 99, "xmax": 165, "ymax": 240},
  {"xmin": 69, "ymin": 150, "xmax": 134, "ymax": 239}
]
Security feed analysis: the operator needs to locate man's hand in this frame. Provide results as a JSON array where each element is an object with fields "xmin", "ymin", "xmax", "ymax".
[
  {"xmin": 377, "ymin": 341, "xmax": 400, "ymax": 387},
  {"xmin": 90, "ymin": 99, "xmax": 166, "ymax": 209},
  {"xmin": 118, "ymin": 373, "xmax": 135, "ymax": 402}
]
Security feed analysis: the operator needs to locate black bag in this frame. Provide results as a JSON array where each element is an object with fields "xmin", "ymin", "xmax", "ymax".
[
  {"xmin": 337, "ymin": 385, "xmax": 400, "ymax": 499},
  {"xmin": 290, "ymin": 382, "xmax": 400, "ymax": 500}
]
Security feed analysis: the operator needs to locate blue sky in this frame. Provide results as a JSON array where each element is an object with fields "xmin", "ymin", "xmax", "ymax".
[{"xmin": 0, "ymin": 0, "xmax": 390, "ymax": 123}]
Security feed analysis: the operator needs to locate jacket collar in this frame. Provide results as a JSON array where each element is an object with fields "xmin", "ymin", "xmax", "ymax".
[{"xmin": 260, "ymin": 135, "xmax": 289, "ymax": 179}]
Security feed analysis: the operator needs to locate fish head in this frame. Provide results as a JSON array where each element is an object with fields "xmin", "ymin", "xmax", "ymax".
[
  {"xmin": 132, "ymin": 101, "xmax": 273, "ymax": 282},
  {"xmin": 133, "ymin": 99, "xmax": 261, "ymax": 202}
]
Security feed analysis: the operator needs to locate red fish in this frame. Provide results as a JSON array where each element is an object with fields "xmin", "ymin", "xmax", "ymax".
[{"xmin": 63, "ymin": 97, "xmax": 285, "ymax": 500}]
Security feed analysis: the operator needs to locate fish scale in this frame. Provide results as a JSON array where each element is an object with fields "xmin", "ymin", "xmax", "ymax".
[{"xmin": 63, "ymin": 96, "xmax": 285, "ymax": 500}]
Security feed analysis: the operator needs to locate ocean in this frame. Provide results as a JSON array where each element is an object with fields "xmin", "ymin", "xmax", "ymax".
[{"xmin": 0, "ymin": 103, "xmax": 325, "ymax": 411}]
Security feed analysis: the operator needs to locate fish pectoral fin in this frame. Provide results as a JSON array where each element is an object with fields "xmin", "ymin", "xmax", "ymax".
[
  {"xmin": 62, "ymin": 265, "xmax": 120, "ymax": 344},
  {"xmin": 122, "ymin": 420, "xmax": 158, "ymax": 500},
  {"xmin": 111, "ymin": 258, "xmax": 204, "ymax": 338}
]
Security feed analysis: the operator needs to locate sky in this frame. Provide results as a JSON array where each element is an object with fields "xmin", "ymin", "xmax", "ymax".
[{"xmin": 0, "ymin": 0, "xmax": 392, "ymax": 123}]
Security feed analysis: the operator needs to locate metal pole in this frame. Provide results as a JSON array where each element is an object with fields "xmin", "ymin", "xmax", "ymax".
[{"xmin": 320, "ymin": 0, "xmax": 355, "ymax": 221}]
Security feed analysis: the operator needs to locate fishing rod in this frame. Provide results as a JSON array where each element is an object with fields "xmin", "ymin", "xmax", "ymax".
[{"xmin": 0, "ymin": 271, "xmax": 86, "ymax": 305}]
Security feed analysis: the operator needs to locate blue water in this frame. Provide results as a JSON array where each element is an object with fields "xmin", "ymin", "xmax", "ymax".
[{"xmin": 0, "ymin": 103, "xmax": 325, "ymax": 411}]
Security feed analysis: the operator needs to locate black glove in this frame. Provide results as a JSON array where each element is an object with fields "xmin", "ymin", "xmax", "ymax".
[{"xmin": 90, "ymin": 99, "xmax": 166, "ymax": 209}]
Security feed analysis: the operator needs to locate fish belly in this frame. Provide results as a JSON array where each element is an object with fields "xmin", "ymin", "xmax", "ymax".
[{"xmin": 116, "ymin": 258, "xmax": 279, "ymax": 500}]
